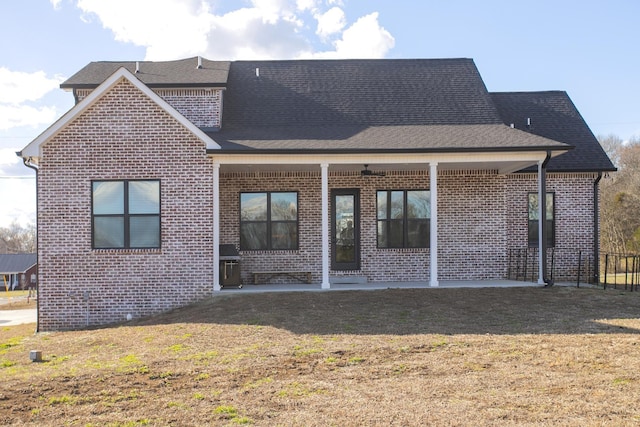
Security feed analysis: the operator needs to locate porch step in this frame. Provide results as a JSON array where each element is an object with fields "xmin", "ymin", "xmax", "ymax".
[{"xmin": 330, "ymin": 276, "xmax": 368, "ymax": 285}]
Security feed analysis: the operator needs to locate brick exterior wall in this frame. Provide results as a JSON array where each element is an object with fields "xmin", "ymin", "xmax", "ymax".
[
  {"xmin": 76, "ymin": 88, "xmax": 223, "ymax": 129},
  {"xmin": 38, "ymin": 79, "xmax": 214, "ymax": 330},
  {"xmin": 220, "ymin": 170, "xmax": 597, "ymax": 285},
  {"xmin": 41, "ymin": 84, "xmax": 600, "ymax": 329},
  {"xmin": 506, "ymin": 173, "xmax": 598, "ymax": 283},
  {"xmin": 154, "ymin": 89, "xmax": 222, "ymax": 128}
]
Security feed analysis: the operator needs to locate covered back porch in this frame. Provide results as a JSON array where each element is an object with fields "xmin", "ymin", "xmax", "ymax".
[{"xmin": 210, "ymin": 146, "xmax": 565, "ymax": 291}]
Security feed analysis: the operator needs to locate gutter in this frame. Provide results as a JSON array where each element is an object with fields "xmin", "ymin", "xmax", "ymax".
[
  {"xmin": 206, "ymin": 145, "xmax": 572, "ymax": 156},
  {"xmin": 17, "ymin": 152, "xmax": 39, "ymax": 333},
  {"xmin": 593, "ymin": 172, "xmax": 603, "ymax": 285}
]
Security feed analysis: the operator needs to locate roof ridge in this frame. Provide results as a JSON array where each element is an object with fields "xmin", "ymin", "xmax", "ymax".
[{"xmin": 491, "ymin": 90, "xmax": 567, "ymax": 95}]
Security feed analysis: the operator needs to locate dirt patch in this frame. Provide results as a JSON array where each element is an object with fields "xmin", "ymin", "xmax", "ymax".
[
  {"xmin": 0, "ymin": 298, "xmax": 36, "ymax": 311},
  {"xmin": 1, "ymin": 286, "xmax": 639, "ymax": 425}
]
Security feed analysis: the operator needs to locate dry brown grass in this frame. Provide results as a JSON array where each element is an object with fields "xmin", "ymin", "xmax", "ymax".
[
  {"xmin": 1, "ymin": 286, "xmax": 640, "ymax": 426},
  {"xmin": 0, "ymin": 299, "xmax": 36, "ymax": 311}
]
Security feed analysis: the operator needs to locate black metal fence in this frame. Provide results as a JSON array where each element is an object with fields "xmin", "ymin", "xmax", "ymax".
[
  {"xmin": 507, "ymin": 247, "xmax": 594, "ymax": 286},
  {"xmin": 508, "ymin": 249, "xmax": 640, "ymax": 291},
  {"xmin": 601, "ymin": 253, "xmax": 640, "ymax": 291}
]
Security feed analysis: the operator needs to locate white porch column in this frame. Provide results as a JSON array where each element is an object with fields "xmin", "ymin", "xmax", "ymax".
[
  {"xmin": 213, "ymin": 162, "xmax": 221, "ymax": 292},
  {"xmin": 429, "ymin": 162, "xmax": 439, "ymax": 287},
  {"xmin": 537, "ymin": 160, "xmax": 545, "ymax": 285},
  {"xmin": 321, "ymin": 163, "xmax": 330, "ymax": 289}
]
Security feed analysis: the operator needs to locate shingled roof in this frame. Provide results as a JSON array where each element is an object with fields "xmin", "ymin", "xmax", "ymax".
[
  {"xmin": 222, "ymin": 59, "xmax": 502, "ymax": 128},
  {"xmin": 58, "ymin": 57, "xmax": 618, "ymax": 170},
  {"xmin": 210, "ymin": 59, "xmax": 568, "ymax": 154},
  {"xmin": 491, "ymin": 91, "xmax": 616, "ymax": 172},
  {"xmin": 61, "ymin": 57, "xmax": 230, "ymax": 89},
  {"xmin": 0, "ymin": 253, "xmax": 36, "ymax": 274}
]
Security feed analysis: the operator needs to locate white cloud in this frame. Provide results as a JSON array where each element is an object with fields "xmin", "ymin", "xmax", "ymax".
[
  {"xmin": 0, "ymin": 105, "xmax": 58, "ymax": 131},
  {"xmin": 296, "ymin": 0, "xmax": 318, "ymax": 12},
  {"xmin": 0, "ymin": 68, "xmax": 64, "ymax": 105},
  {"xmin": 0, "ymin": 149, "xmax": 36, "ymax": 227},
  {"xmin": 74, "ymin": 0, "xmax": 394, "ymax": 60},
  {"xmin": 49, "ymin": 0, "xmax": 62, "ymax": 10},
  {"xmin": 0, "ymin": 177, "xmax": 36, "ymax": 227},
  {"xmin": 316, "ymin": 6, "xmax": 346, "ymax": 38},
  {"xmin": 0, "ymin": 68, "xmax": 63, "ymax": 130},
  {"xmin": 77, "ymin": 0, "xmax": 213, "ymax": 59},
  {"xmin": 311, "ymin": 12, "xmax": 395, "ymax": 59}
]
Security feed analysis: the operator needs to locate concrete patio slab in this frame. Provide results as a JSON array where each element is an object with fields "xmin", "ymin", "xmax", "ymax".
[{"xmin": 220, "ymin": 279, "xmax": 542, "ymax": 294}]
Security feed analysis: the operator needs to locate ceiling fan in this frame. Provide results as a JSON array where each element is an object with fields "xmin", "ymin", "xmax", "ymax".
[{"xmin": 361, "ymin": 164, "xmax": 385, "ymax": 177}]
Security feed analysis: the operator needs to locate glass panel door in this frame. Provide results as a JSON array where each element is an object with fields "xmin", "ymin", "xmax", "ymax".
[{"xmin": 332, "ymin": 189, "xmax": 360, "ymax": 270}]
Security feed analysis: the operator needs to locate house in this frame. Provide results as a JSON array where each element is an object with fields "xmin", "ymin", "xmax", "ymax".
[
  {"xmin": 0, "ymin": 253, "xmax": 37, "ymax": 291},
  {"xmin": 18, "ymin": 57, "xmax": 615, "ymax": 330}
]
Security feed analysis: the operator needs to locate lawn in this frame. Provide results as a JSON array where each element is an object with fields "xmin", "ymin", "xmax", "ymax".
[{"xmin": 1, "ymin": 286, "xmax": 639, "ymax": 426}]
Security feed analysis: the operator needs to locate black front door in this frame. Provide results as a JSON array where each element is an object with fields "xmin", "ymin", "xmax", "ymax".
[{"xmin": 331, "ymin": 189, "xmax": 360, "ymax": 270}]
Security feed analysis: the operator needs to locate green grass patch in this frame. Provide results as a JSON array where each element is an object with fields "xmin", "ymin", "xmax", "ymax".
[
  {"xmin": 213, "ymin": 404, "xmax": 252, "ymax": 424},
  {"xmin": 348, "ymin": 356, "xmax": 365, "ymax": 365},
  {"xmin": 167, "ymin": 343, "xmax": 187, "ymax": 353},
  {"xmin": 243, "ymin": 376, "xmax": 273, "ymax": 390},
  {"xmin": 48, "ymin": 395, "xmax": 75, "ymax": 406},
  {"xmin": 0, "ymin": 336, "xmax": 23, "ymax": 351},
  {"xmin": 1, "ymin": 359, "xmax": 16, "ymax": 368}
]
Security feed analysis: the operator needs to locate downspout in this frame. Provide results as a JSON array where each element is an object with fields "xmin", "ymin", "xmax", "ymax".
[
  {"xmin": 541, "ymin": 151, "xmax": 552, "ymax": 287},
  {"xmin": 593, "ymin": 172, "xmax": 603, "ymax": 285},
  {"xmin": 18, "ymin": 153, "xmax": 39, "ymax": 332}
]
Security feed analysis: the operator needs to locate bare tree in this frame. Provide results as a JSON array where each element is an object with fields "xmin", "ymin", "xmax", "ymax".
[
  {"xmin": 0, "ymin": 221, "xmax": 36, "ymax": 253},
  {"xmin": 599, "ymin": 136, "xmax": 640, "ymax": 254},
  {"xmin": 597, "ymin": 134, "xmax": 624, "ymax": 168}
]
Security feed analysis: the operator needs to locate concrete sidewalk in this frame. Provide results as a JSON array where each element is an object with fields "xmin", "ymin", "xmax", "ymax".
[{"xmin": 0, "ymin": 309, "xmax": 37, "ymax": 326}]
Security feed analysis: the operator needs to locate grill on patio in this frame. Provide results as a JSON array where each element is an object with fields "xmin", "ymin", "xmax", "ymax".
[{"xmin": 219, "ymin": 244, "xmax": 242, "ymax": 289}]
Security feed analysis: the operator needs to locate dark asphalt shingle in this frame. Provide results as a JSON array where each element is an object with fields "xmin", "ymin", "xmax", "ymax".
[
  {"xmin": 209, "ymin": 124, "xmax": 568, "ymax": 152},
  {"xmin": 60, "ymin": 57, "xmax": 613, "ymax": 171},
  {"xmin": 61, "ymin": 57, "xmax": 230, "ymax": 88},
  {"xmin": 221, "ymin": 59, "xmax": 503, "ymax": 128},
  {"xmin": 0, "ymin": 253, "xmax": 36, "ymax": 274},
  {"xmin": 490, "ymin": 91, "xmax": 616, "ymax": 172}
]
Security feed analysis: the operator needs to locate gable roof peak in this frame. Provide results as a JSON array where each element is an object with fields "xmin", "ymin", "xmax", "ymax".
[{"xmin": 21, "ymin": 67, "xmax": 218, "ymax": 160}]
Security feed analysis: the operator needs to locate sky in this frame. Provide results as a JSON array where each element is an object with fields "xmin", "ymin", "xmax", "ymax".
[{"xmin": 0, "ymin": 0, "xmax": 639, "ymax": 228}]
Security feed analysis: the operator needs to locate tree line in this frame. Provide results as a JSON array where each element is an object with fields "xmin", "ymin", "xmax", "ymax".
[
  {"xmin": 0, "ymin": 222, "xmax": 36, "ymax": 254},
  {"xmin": 599, "ymin": 135, "xmax": 640, "ymax": 255}
]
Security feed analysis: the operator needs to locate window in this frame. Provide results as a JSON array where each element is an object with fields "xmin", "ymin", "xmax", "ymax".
[
  {"xmin": 92, "ymin": 180, "xmax": 160, "ymax": 249},
  {"xmin": 240, "ymin": 192, "xmax": 298, "ymax": 250},
  {"xmin": 528, "ymin": 192, "xmax": 555, "ymax": 247},
  {"xmin": 377, "ymin": 190, "xmax": 430, "ymax": 248}
]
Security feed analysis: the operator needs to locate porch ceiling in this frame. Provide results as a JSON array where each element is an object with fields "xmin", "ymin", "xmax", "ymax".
[
  {"xmin": 214, "ymin": 149, "xmax": 565, "ymax": 175},
  {"xmin": 218, "ymin": 159, "xmax": 540, "ymax": 174}
]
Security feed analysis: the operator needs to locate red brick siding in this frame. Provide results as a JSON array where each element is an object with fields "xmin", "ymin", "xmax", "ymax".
[
  {"xmin": 220, "ymin": 170, "xmax": 596, "ymax": 284},
  {"xmin": 154, "ymin": 89, "xmax": 222, "ymax": 128},
  {"xmin": 76, "ymin": 88, "xmax": 223, "ymax": 129},
  {"xmin": 38, "ymin": 79, "xmax": 213, "ymax": 330},
  {"xmin": 438, "ymin": 171, "xmax": 508, "ymax": 280},
  {"xmin": 506, "ymin": 173, "xmax": 597, "ymax": 282},
  {"xmin": 220, "ymin": 171, "xmax": 435, "ymax": 284},
  {"xmin": 220, "ymin": 172, "xmax": 323, "ymax": 284}
]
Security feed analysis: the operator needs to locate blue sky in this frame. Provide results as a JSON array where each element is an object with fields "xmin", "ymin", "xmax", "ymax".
[{"xmin": 1, "ymin": 0, "xmax": 639, "ymax": 227}]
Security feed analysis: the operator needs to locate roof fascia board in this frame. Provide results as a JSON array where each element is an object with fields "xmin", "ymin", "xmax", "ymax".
[
  {"xmin": 208, "ymin": 150, "xmax": 556, "ymax": 166},
  {"xmin": 208, "ymin": 145, "xmax": 571, "ymax": 156},
  {"xmin": 60, "ymin": 82, "xmax": 227, "ymax": 90},
  {"xmin": 21, "ymin": 67, "xmax": 219, "ymax": 158}
]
